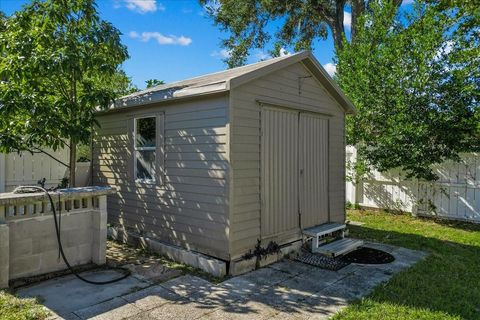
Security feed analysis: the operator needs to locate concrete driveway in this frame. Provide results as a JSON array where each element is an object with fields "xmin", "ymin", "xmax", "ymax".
[{"xmin": 18, "ymin": 242, "xmax": 426, "ymax": 320}]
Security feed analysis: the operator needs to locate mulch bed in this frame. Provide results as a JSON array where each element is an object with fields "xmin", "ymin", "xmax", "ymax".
[
  {"xmin": 340, "ymin": 247, "xmax": 395, "ymax": 264},
  {"xmin": 296, "ymin": 245, "xmax": 395, "ymax": 271}
]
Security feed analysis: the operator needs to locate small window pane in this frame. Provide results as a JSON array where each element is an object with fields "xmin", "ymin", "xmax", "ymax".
[
  {"xmin": 136, "ymin": 117, "xmax": 156, "ymax": 147},
  {"xmin": 136, "ymin": 150, "xmax": 156, "ymax": 181}
]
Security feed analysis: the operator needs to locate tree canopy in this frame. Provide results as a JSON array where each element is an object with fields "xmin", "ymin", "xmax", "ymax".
[
  {"xmin": 337, "ymin": 1, "xmax": 480, "ymax": 180},
  {"xmin": 200, "ymin": 0, "xmax": 403, "ymax": 67},
  {"xmin": 145, "ymin": 79, "xmax": 165, "ymax": 88},
  {"xmin": 203, "ymin": 0, "xmax": 480, "ymax": 180},
  {"xmin": 0, "ymin": 0, "xmax": 129, "ymax": 186}
]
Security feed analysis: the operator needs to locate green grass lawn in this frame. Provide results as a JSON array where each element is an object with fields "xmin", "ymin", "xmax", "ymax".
[
  {"xmin": 0, "ymin": 291, "xmax": 49, "ymax": 320},
  {"xmin": 334, "ymin": 210, "xmax": 480, "ymax": 320}
]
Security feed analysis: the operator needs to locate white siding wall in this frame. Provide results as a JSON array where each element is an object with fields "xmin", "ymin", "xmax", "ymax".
[
  {"xmin": 230, "ymin": 62, "xmax": 346, "ymax": 259},
  {"xmin": 346, "ymin": 146, "xmax": 480, "ymax": 223},
  {"xmin": 93, "ymin": 95, "xmax": 231, "ymax": 260},
  {"xmin": 2, "ymin": 149, "xmax": 68, "ymax": 192}
]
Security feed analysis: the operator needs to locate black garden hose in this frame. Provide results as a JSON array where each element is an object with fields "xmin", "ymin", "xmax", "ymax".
[{"xmin": 13, "ymin": 186, "xmax": 130, "ymax": 285}]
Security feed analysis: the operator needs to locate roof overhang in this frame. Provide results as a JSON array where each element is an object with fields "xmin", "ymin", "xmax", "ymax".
[
  {"xmin": 98, "ymin": 51, "xmax": 355, "ymax": 115},
  {"xmin": 228, "ymin": 51, "xmax": 356, "ymax": 114},
  {"xmin": 96, "ymin": 86, "xmax": 229, "ymax": 115}
]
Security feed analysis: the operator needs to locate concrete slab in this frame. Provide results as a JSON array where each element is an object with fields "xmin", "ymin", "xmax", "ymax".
[
  {"xmin": 276, "ymin": 269, "xmax": 347, "ymax": 301},
  {"xmin": 19, "ymin": 241, "xmax": 427, "ymax": 320},
  {"xmin": 201, "ymin": 300, "xmax": 279, "ymax": 320},
  {"xmin": 217, "ymin": 275, "xmax": 260, "ymax": 297},
  {"xmin": 234, "ymin": 267, "xmax": 294, "ymax": 288},
  {"xmin": 122, "ymin": 284, "xmax": 183, "ymax": 311},
  {"xmin": 299, "ymin": 293, "xmax": 349, "ymax": 320},
  {"xmin": 160, "ymin": 275, "xmax": 217, "ymax": 300},
  {"xmin": 141, "ymin": 300, "xmax": 218, "ymax": 320},
  {"xmin": 73, "ymin": 297, "xmax": 142, "ymax": 320},
  {"xmin": 16, "ymin": 269, "xmax": 150, "ymax": 317},
  {"xmin": 267, "ymin": 259, "xmax": 313, "ymax": 276}
]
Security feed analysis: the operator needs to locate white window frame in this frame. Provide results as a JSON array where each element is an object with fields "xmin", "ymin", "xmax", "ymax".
[{"xmin": 134, "ymin": 115, "xmax": 157, "ymax": 184}]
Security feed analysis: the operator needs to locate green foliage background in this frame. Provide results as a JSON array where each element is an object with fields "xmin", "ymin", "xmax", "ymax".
[{"xmin": 337, "ymin": 1, "xmax": 480, "ymax": 180}]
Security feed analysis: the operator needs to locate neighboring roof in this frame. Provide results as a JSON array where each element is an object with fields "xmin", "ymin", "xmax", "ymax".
[{"xmin": 103, "ymin": 51, "xmax": 355, "ymax": 114}]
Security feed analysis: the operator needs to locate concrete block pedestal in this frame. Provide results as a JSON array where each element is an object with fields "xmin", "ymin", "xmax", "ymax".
[
  {"xmin": 0, "ymin": 223, "xmax": 9, "ymax": 288},
  {"xmin": 0, "ymin": 186, "xmax": 115, "ymax": 289}
]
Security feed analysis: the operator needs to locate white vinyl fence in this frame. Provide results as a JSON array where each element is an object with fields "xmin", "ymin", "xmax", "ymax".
[
  {"xmin": 0, "ymin": 150, "xmax": 68, "ymax": 192},
  {"xmin": 346, "ymin": 146, "xmax": 480, "ymax": 223}
]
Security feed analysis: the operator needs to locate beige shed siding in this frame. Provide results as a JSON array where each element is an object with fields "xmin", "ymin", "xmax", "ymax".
[
  {"xmin": 92, "ymin": 95, "xmax": 231, "ymax": 260},
  {"xmin": 230, "ymin": 62, "xmax": 346, "ymax": 258}
]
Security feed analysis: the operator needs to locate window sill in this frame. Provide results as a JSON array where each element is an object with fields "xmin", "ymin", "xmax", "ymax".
[{"xmin": 135, "ymin": 179, "xmax": 156, "ymax": 185}]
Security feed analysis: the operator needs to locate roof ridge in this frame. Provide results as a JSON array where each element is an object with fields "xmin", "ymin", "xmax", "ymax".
[{"xmin": 119, "ymin": 52, "xmax": 303, "ymax": 100}]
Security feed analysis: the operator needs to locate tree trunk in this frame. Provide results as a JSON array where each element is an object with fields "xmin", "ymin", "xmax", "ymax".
[
  {"xmin": 331, "ymin": 0, "xmax": 347, "ymax": 52},
  {"xmin": 331, "ymin": 21, "xmax": 344, "ymax": 51},
  {"xmin": 350, "ymin": 0, "xmax": 366, "ymax": 41},
  {"xmin": 69, "ymin": 140, "xmax": 76, "ymax": 188}
]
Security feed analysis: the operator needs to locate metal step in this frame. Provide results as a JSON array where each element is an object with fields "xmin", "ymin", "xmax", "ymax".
[
  {"xmin": 313, "ymin": 238, "xmax": 364, "ymax": 257},
  {"xmin": 303, "ymin": 223, "xmax": 346, "ymax": 238}
]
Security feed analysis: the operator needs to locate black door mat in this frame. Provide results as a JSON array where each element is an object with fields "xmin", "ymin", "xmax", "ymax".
[{"xmin": 295, "ymin": 250, "xmax": 350, "ymax": 271}]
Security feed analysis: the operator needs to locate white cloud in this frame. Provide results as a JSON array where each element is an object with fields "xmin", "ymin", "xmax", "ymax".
[
  {"xmin": 122, "ymin": 0, "xmax": 163, "ymax": 13},
  {"xmin": 343, "ymin": 12, "xmax": 352, "ymax": 29},
  {"xmin": 205, "ymin": 0, "xmax": 221, "ymax": 15},
  {"xmin": 279, "ymin": 47, "xmax": 291, "ymax": 57},
  {"xmin": 128, "ymin": 31, "xmax": 139, "ymax": 38},
  {"xmin": 211, "ymin": 49, "xmax": 232, "ymax": 59},
  {"xmin": 255, "ymin": 51, "xmax": 271, "ymax": 61},
  {"xmin": 323, "ymin": 63, "xmax": 336, "ymax": 76},
  {"xmin": 129, "ymin": 31, "xmax": 192, "ymax": 46},
  {"xmin": 435, "ymin": 40, "xmax": 455, "ymax": 60},
  {"xmin": 254, "ymin": 48, "xmax": 289, "ymax": 61},
  {"xmin": 443, "ymin": 40, "xmax": 454, "ymax": 54}
]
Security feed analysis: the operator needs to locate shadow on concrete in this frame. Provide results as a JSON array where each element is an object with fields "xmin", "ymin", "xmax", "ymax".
[
  {"xmin": 17, "ymin": 222, "xmax": 478, "ymax": 319},
  {"xmin": 17, "ymin": 236, "xmax": 428, "ymax": 320}
]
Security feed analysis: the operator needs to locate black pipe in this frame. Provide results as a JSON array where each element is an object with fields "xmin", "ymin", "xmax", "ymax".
[{"xmin": 13, "ymin": 186, "xmax": 130, "ymax": 285}]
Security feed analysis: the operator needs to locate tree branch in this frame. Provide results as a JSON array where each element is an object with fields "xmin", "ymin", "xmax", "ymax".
[{"xmin": 29, "ymin": 147, "xmax": 70, "ymax": 168}]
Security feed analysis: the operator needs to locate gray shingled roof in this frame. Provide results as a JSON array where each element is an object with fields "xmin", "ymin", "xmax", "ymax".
[{"xmin": 104, "ymin": 51, "xmax": 355, "ymax": 114}]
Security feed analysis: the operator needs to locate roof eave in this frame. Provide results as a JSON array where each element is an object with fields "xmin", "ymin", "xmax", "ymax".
[
  {"xmin": 302, "ymin": 53, "xmax": 356, "ymax": 114},
  {"xmin": 228, "ymin": 51, "xmax": 310, "ymax": 90},
  {"xmin": 96, "ymin": 86, "xmax": 229, "ymax": 115},
  {"xmin": 229, "ymin": 51, "xmax": 356, "ymax": 115}
]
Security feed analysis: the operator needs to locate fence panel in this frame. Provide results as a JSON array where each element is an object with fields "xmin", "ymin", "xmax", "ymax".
[
  {"xmin": 3, "ymin": 149, "xmax": 68, "ymax": 191},
  {"xmin": 346, "ymin": 146, "xmax": 480, "ymax": 223}
]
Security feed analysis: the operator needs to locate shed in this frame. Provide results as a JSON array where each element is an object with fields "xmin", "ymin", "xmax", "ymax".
[{"xmin": 92, "ymin": 51, "xmax": 355, "ymax": 274}]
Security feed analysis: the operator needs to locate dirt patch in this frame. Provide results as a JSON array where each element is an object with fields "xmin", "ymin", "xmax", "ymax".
[
  {"xmin": 107, "ymin": 241, "xmax": 160, "ymax": 267},
  {"xmin": 106, "ymin": 241, "xmax": 182, "ymax": 283}
]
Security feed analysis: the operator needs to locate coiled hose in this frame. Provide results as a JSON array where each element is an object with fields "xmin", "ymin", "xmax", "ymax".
[{"xmin": 13, "ymin": 186, "xmax": 130, "ymax": 285}]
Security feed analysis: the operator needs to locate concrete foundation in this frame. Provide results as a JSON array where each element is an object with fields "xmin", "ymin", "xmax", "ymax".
[
  {"xmin": 109, "ymin": 225, "xmax": 303, "ymax": 278},
  {"xmin": 229, "ymin": 240, "xmax": 303, "ymax": 276},
  {"xmin": 108, "ymin": 226, "xmax": 227, "ymax": 277}
]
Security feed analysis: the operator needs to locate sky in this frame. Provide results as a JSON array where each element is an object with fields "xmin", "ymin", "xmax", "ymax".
[{"xmin": 0, "ymin": 0, "xmax": 414, "ymax": 89}]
